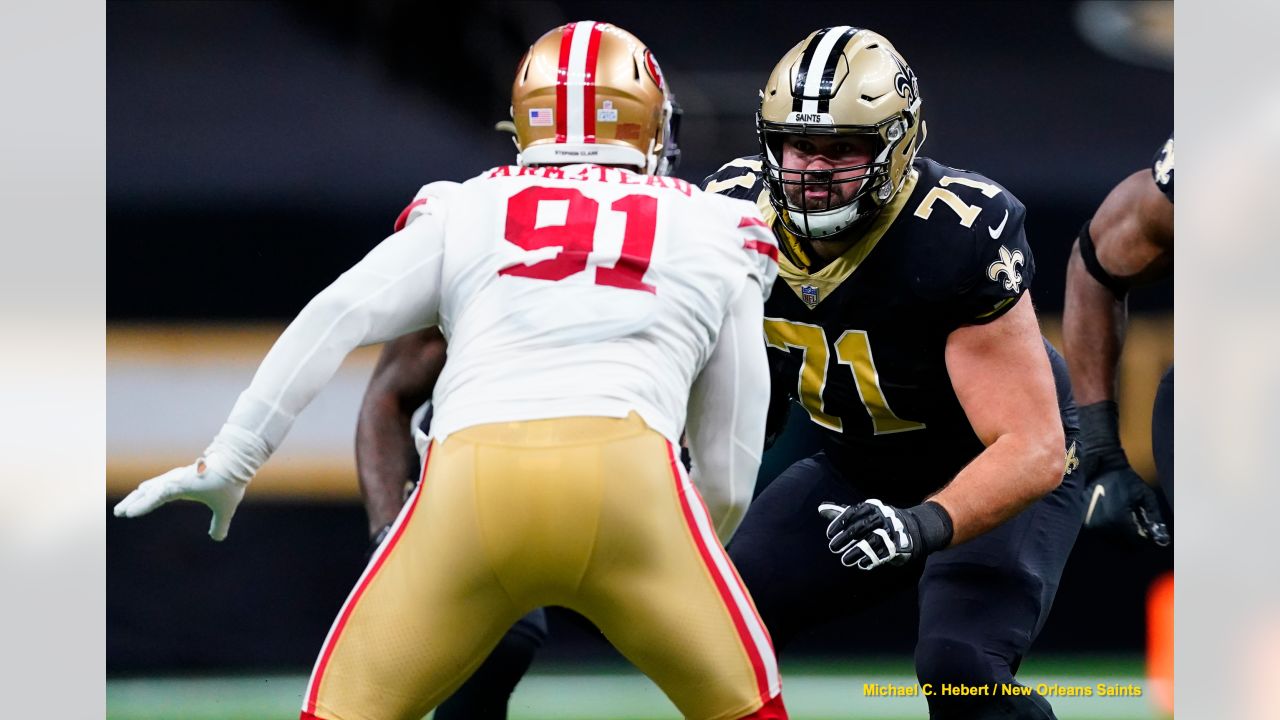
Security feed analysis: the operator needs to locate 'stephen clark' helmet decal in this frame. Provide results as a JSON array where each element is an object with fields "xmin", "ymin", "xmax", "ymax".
[{"xmin": 757, "ymin": 27, "xmax": 927, "ymax": 239}]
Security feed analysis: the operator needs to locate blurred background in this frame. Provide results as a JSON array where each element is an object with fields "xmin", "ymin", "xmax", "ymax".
[{"xmin": 107, "ymin": 1, "xmax": 1172, "ymax": 717}]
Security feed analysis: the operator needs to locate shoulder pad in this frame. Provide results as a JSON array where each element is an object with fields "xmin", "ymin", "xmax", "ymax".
[
  {"xmin": 393, "ymin": 181, "xmax": 459, "ymax": 232},
  {"xmin": 909, "ymin": 160, "xmax": 1026, "ymax": 244},
  {"xmin": 908, "ymin": 160, "xmax": 1034, "ymax": 325},
  {"xmin": 704, "ymin": 193, "xmax": 778, "ymax": 300},
  {"xmin": 701, "ymin": 155, "xmax": 766, "ymax": 201}
]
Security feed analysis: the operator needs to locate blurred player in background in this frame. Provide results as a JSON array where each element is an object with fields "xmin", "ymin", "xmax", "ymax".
[
  {"xmin": 114, "ymin": 21, "xmax": 787, "ymax": 720},
  {"xmin": 702, "ymin": 27, "xmax": 1082, "ymax": 718},
  {"xmin": 355, "ymin": 328, "xmax": 550, "ymax": 720},
  {"xmin": 1064, "ymin": 134, "xmax": 1174, "ymax": 544}
]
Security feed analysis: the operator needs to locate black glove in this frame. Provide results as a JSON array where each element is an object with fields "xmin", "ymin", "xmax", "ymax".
[
  {"xmin": 819, "ymin": 499, "xmax": 953, "ymax": 570},
  {"xmin": 1078, "ymin": 402, "xmax": 1170, "ymax": 547},
  {"xmin": 364, "ymin": 522, "xmax": 394, "ymax": 565}
]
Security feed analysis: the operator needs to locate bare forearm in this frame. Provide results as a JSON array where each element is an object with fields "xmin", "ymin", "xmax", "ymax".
[
  {"xmin": 355, "ymin": 394, "xmax": 418, "ymax": 536},
  {"xmin": 931, "ymin": 431, "xmax": 1063, "ymax": 545},
  {"xmin": 1063, "ymin": 243, "xmax": 1127, "ymax": 405}
]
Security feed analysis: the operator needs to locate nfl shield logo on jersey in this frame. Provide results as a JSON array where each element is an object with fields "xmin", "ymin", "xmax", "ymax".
[{"xmin": 801, "ymin": 284, "xmax": 819, "ymax": 308}]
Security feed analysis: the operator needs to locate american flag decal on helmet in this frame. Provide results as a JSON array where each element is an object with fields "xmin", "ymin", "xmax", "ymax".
[{"xmin": 529, "ymin": 108, "xmax": 553, "ymax": 127}]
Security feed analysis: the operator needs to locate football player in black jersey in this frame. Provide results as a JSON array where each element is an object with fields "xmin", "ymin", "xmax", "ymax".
[
  {"xmin": 1063, "ymin": 135, "xmax": 1174, "ymax": 543},
  {"xmin": 703, "ymin": 27, "xmax": 1083, "ymax": 719}
]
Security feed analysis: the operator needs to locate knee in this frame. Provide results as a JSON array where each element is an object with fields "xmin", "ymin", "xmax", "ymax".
[
  {"xmin": 915, "ymin": 635, "xmax": 1009, "ymax": 689},
  {"xmin": 473, "ymin": 609, "xmax": 546, "ymax": 680},
  {"xmin": 725, "ymin": 543, "xmax": 793, "ymax": 648},
  {"xmin": 917, "ymin": 637, "xmax": 1057, "ymax": 720},
  {"xmin": 508, "ymin": 609, "xmax": 549, "ymax": 648}
]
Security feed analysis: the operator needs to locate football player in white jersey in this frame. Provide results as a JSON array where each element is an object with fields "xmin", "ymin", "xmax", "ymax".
[
  {"xmin": 114, "ymin": 21, "xmax": 788, "ymax": 720},
  {"xmin": 351, "ymin": 98, "xmax": 687, "ymax": 720}
]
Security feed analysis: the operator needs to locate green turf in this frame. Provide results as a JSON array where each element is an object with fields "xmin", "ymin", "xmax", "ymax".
[{"xmin": 106, "ymin": 656, "xmax": 1167, "ymax": 719}]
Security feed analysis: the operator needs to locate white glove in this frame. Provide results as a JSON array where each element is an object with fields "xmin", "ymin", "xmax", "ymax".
[{"xmin": 113, "ymin": 424, "xmax": 269, "ymax": 541}]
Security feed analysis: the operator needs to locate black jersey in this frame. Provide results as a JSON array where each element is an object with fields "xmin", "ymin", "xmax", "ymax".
[
  {"xmin": 703, "ymin": 155, "xmax": 1035, "ymax": 505},
  {"xmin": 1152, "ymin": 133, "xmax": 1174, "ymax": 203}
]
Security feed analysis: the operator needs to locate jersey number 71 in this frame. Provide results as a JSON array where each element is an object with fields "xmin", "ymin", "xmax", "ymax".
[{"xmin": 764, "ymin": 319, "xmax": 925, "ymax": 435}]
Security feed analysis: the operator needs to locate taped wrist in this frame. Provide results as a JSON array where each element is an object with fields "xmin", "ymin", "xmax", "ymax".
[
  {"xmin": 1077, "ymin": 219, "xmax": 1130, "ymax": 298},
  {"xmin": 1078, "ymin": 401, "xmax": 1122, "ymax": 451},
  {"xmin": 206, "ymin": 423, "xmax": 272, "ymax": 485},
  {"xmin": 910, "ymin": 501, "xmax": 954, "ymax": 553}
]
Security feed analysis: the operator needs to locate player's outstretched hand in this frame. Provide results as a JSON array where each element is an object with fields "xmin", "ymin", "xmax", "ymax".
[
  {"xmin": 1082, "ymin": 464, "xmax": 1170, "ymax": 547},
  {"xmin": 819, "ymin": 499, "xmax": 918, "ymax": 570},
  {"xmin": 113, "ymin": 451, "xmax": 249, "ymax": 541}
]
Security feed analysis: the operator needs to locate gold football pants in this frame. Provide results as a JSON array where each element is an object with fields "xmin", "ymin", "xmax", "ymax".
[{"xmin": 301, "ymin": 413, "xmax": 784, "ymax": 720}]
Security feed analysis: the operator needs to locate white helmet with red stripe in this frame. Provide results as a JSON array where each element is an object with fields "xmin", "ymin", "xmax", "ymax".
[{"xmin": 511, "ymin": 21, "xmax": 674, "ymax": 175}]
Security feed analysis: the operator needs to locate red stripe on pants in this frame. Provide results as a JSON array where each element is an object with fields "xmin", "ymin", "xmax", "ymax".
[
  {"xmin": 664, "ymin": 442, "xmax": 773, "ymax": 708},
  {"xmin": 303, "ymin": 444, "xmax": 434, "ymax": 716}
]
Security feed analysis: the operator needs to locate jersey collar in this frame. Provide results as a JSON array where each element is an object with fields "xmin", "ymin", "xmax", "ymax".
[{"xmin": 768, "ymin": 169, "xmax": 919, "ymax": 309}]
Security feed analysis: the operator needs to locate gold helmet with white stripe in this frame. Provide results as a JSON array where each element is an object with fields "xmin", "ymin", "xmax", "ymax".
[
  {"xmin": 757, "ymin": 27, "xmax": 926, "ymax": 238},
  {"xmin": 511, "ymin": 21, "xmax": 675, "ymax": 175}
]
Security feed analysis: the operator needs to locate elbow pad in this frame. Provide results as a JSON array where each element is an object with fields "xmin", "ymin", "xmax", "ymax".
[{"xmin": 1077, "ymin": 219, "xmax": 1130, "ymax": 298}]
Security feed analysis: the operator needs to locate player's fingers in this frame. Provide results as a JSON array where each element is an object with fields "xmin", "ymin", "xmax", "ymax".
[
  {"xmin": 208, "ymin": 506, "xmax": 237, "ymax": 542},
  {"xmin": 829, "ymin": 510, "xmax": 882, "ymax": 552},
  {"xmin": 818, "ymin": 502, "xmax": 847, "ymax": 530},
  {"xmin": 850, "ymin": 535, "xmax": 884, "ymax": 570},
  {"xmin": 1135, "ymin": 489, "xmax": 1171, "ymax": 547},
  {"xmin": 830, "ymin": 522, "xmax": 874, "ymax": 553},
  {"xmin": 821, "ymin": 502, "xmax": 855, "ymax": 538},
  {"xmin": 1123, "ymin": 475, "xmax": 1169, "ymax": 543},
  {"xmin": 114, "ymin": 482, "xmax": 170, "ymax": 518},
  {"xmin": 841, "ymin": 539, "xmax": 872, "ymax": 568},
  {"xmin": 112, "ymin": 486, "xmax": 146, "ymax": 517},
  {"xmin": 114, "ymin": 467, "xmax": 191, "ymax": 518},
  {"xmin": 829, "ymin": 528, "xmax": 857, "ymax": 554}
]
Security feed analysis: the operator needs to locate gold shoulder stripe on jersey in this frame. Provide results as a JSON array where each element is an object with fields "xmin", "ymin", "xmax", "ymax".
[
  {"xmin": 723, "ymin": 157, "xmax": 764, "ymax": 172},
  {"xmin": 777, "ymin": 169, "xmax": 919, "ymax": 308},
  {"xmin": 973, "ymin": 295, "xmax": 1016, "ymax": 320},
  {"xmin": 705, "ymin": 174, "xmax": 760, "ymax": 195}
]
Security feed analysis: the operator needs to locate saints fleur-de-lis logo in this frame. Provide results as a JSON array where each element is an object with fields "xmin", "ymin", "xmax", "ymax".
[
  {"xmin": 889, "ymin": 52, "xmax": 920, "ymax": 105},
  {"xmin": 1064, "ymin": 441, "xmax": 1079, "ymax": 476},
  {"xmin": 987, "ymin": 245, "xmax": 1024, "ymax": 292}
]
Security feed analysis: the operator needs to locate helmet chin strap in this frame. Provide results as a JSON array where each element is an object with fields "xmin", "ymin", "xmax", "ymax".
[
  {"xmin": 792, "ymin": 203, "xmax": 866, "ymax": 238},
  {"xmin": 765, "ymin": 142, "xmax": 874, "ymax": 239}
]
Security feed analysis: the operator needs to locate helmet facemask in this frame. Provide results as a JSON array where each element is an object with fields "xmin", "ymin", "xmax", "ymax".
[
  {"xmin": 758, "ymin": 110, "xmax": 915, "ymax": 239},
  {"xmin": 656, "ymin": 95, "xmax": 683, "ymax": 176},
  {"xmin": 756, "ymin": 27, "xmax": 926, "ymax": 240}
]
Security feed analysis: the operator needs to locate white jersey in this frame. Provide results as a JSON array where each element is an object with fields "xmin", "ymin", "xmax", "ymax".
[
  {"xmin": 399, "ymin": 164, "xmax": 777, "ymax": 443},
  {"xmin": 223, "ymin": 162, "xmax": 775, "ymax": 539}
]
